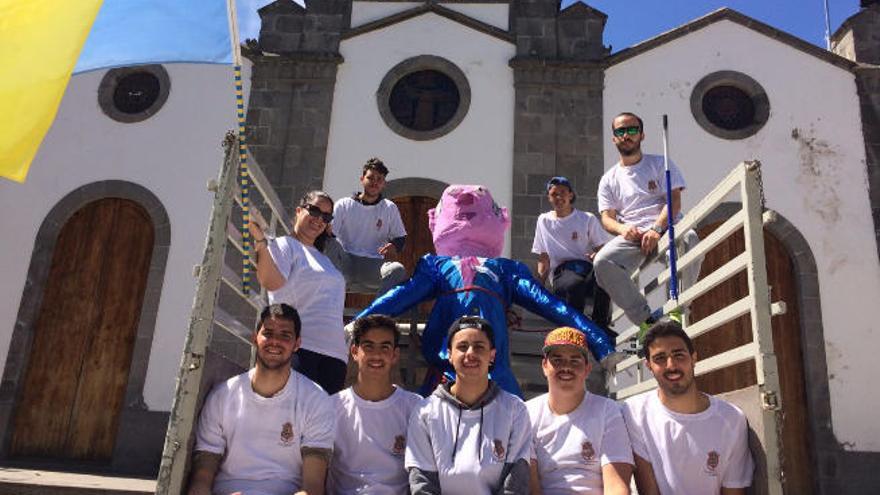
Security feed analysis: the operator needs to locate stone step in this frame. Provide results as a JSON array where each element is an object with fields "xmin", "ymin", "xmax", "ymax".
[{"xmin": 0, "ymin": 468, "xmax": 155, "ymax": 495}]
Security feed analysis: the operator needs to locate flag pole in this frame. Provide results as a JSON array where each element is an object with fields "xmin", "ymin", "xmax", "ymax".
[
  {"xmin": 227, "ymin": 0, "xmax": 252, "ymax": 294},
  {"xmin": 662, "ymin": 115, "xmax": 679, "ymax": 305},
  {"xmin": 823, "ymin": 0, "xmax": 833, "ymax": 50}
]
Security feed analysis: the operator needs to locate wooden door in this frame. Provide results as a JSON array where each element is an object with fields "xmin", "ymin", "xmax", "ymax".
[
  {"xmin": 391, "ymin": 195, "xmax": 436, "ymax": 274},
  {"xmin": 10, "ymin": 198, "xmax": 154, "ymax": 461},
  {"xmin": 690, "ymin": 223, "xmax": 813, "ymax": 494},
  {"xmin": 344, "ymin": 196, "xmax": 437, "ymax": 311}
]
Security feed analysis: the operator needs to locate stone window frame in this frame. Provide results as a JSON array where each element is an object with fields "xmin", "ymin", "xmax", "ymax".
[
  {"xmin": 98, "ymin": 65, "xmax": 171, "ymax": 124},
  {"xmin": 690, "ymin": 70, "xmax": 770, "ymax": 140},
  {"xmin": 0, "ymin": 181, "xmax": 170, "ymax": 461},
  {"xmin": 376, "ymin": 55, "xmax": 471, "ymax": 141}
]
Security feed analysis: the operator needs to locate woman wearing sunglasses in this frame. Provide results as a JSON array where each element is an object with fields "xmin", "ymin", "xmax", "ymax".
[{"xmin": 250, "ymin": 190, "xmax": 348, "ymax": 394}]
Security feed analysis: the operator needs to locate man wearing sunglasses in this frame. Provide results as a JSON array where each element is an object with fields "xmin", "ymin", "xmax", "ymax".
[
  {"xmin": 594, "ymin": 112, "xmax": 701, "ymax": 337},
  {"xmin": 328, "ymin": 158, "xmax": 408, "ymax": 295}
]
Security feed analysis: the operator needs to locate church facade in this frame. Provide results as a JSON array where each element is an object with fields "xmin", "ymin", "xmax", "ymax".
[{"xmin": 0, "ymin": 0, "xmax": 878, "ymax": 491}]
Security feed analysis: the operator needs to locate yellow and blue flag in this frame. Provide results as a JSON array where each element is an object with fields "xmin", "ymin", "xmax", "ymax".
[{"xmin": 1, "ymin": 0, "xmax": 239, "ymax": 183}]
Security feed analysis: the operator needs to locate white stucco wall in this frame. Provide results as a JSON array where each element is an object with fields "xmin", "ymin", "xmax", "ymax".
[
  {"xmin": 443, "ymin": 3, "xmax": 509, "ymax": 31},
  {"xmin": 605, "ymin": 20, "xmax": 880, "ymax": 450},
  {"xmin": 350, "ymin": 1, "xmax": 421, "ymax": 28},
  {"xmin": 324, "ymin": 13, "xmax": 516, "ymax": 253},
  {"xmin": 0, "ymin": 62, "xmax": 250, "ymax": 412}
]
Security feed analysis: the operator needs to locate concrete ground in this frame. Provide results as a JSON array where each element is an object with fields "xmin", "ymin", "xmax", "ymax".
[{"xmin": 0, "ymin": 468, "xmax": 154, "ymax": 495}]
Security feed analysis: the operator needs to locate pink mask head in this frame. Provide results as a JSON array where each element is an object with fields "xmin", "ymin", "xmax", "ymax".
[{"xmin": 428, "ymin": 185, "xmax": 510, "ymax": 257}]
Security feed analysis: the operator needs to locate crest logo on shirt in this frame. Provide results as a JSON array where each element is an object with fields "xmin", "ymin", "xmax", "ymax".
[
  {"xmin": 493, "ymin": 439, "xmax": 506, "ymax": 462},
  {"xmin": 571, "ymin": 231, "xmax": 578, "ymax": 241},
  {"xmin": 581, "ymin": 441, "xmax": 596, "ymax": 463},
  {"xmin": 376, "ymin": 218, "xmax": 383, "ymax": 229},
  {"xmin": 279, "ymin": 422, "xmax": 294, "ymax": 447},
  {"xmin": 705, "ymin": 450, "xmax": 720, "ymax": 476},
  {"xmin": 392, "ymin": 435, "xmax": 406, "ymax": 457},
  {"xmin": 648, "ymin": 180, "xmax": 658, "ymax": 192}
]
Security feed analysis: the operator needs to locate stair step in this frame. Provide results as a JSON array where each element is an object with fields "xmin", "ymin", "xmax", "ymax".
[{"xmin": 0, "ymin": 469, "xmax": 154, "ymax": 495}]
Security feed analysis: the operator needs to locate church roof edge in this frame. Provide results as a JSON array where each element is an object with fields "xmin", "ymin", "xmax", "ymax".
[
  {"xmin": 606, "ymin": 7, "xmax": 856, "ymax": 72},
  {"xmin": 342, "ymin": 3, "xmax": 514, "ymax": 44}
]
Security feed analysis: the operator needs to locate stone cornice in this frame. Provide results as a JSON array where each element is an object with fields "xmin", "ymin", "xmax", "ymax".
[{"xmin": 343, "ymin": 2, "xmax": 514, "ymax": 44}]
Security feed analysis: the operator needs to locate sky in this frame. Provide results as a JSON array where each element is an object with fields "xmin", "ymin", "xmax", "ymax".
[{"xmin": 237, "ymin": 1, "xmax": 863, "ymax": 53}]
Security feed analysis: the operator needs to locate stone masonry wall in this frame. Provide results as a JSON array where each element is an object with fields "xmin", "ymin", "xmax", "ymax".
[
  {"xmin": 509, "ymin": 0, "xmax": 609, "ymax": 268},
  {"xmin": 244, "ymin": 0, "xmax": 350, "ymax": 208}
]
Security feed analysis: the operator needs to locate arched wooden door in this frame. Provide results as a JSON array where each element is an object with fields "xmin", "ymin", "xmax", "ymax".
[
  {"xmin": 690, "ymin": 223, "xmax": 813, "ymax": 494},
  {"xmin": 391, "ymin": 195, "xmax": 437, "ymax": 274},
  {"xmin": 10, "ymin": 198, "xmax": 154, "ymax": 461}
]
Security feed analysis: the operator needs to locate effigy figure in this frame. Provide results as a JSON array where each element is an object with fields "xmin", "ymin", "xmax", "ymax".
[{"xmin": 353, "ymin": 185, "xmax": 621, "ymax": 396}]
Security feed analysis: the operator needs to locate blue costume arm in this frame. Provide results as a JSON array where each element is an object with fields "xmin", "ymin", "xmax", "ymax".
[
  {"xmin": 508, "ymin": 262, "xmax": 616, "ymax": 361},
  {"xmin": 355, "ymin": 257, "xmax": 439, "ymax": 319}
]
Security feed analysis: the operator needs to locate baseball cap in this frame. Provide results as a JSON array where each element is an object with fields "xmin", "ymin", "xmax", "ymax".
[
  {"xmin": 546, "ymin": 176, "xmax": 576, "ymax": 202},
  {"xmin": 542, "ymin": 327, "xmax": 589, "ymax": 358},
  {"xmin": 447, "ymin": 315, "xmax": 495, "ymax": 349}
]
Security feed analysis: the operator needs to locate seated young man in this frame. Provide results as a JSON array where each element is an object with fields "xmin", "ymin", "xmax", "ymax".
[
  {"xmin": 621, "ymin": 320, "xmax": 754, "ymax": 495},
  {"xmin": 188, "ymin": 304, "xmax": 335, "ymax": 495},
  {"xmin": 528, "ymin": 327, "xmax": 633, "ymax": 494},
  {"xmin": 329, "ymin": 314, "xmax": 422, "ymax": 494}
]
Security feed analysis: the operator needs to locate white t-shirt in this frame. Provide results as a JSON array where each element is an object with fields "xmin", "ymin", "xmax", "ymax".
[
  {"xmin": 405, "ymin": 386, "xmax": 532, "ymax": 494},
  {"xmin": 597, "ymin": 154, "xmax": 686, "ymax": 230},
  {"xmin": 531, "ymin": 209, "xmax": 611, "ymax": 272},
  {"xmin": 332, "ymin": 196, "xmax": 406, "ymax": 258},
  {"xmin": 329, "ymin": 386, "xmax": 423, "ymax": 494},
  {"xmin": 621, "ymin": 391, "xmax": 754, "ymax": 495},
  {"xmin": 527, "ymin": 392, "xmax": 633, "ymax": 494},
  {"xmin": 267, "ymin": 235, "xmax": 347, "ymax": 362},
  {"xmin": 194, "ymin": 369, "xmax": 335, "ymax": 495}
]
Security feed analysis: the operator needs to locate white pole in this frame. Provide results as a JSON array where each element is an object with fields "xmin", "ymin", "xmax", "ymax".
[
  {"xmin": 227, "ymin": 0, "xmax": 242, "ymax": 65},
  {"xmin": 823, "ymin": 0, "xmax": 833, "ymax": 50}
]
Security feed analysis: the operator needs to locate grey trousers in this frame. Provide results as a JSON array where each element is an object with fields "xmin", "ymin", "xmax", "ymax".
[
  {"xmin": 325, "ymin": 238, "xmax": 407, "ymax": 294},
  {"xmin": 593, "ymin": 230, "xmax": 702, "ymax": 326}
]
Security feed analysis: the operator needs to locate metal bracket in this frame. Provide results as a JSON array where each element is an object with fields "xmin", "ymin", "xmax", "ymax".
[{"xmin": 761, "ymin": 391, "xmax": 781, "ymax": 411}]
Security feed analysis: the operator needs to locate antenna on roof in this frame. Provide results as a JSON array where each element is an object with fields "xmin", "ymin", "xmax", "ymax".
[{"xmin": 823, "ymin": 0, "xmax": 833, "ymax": 50}]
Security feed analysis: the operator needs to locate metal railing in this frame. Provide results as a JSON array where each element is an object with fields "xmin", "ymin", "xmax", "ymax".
[
  {"xmin": 607, "ymin": 161, "xmax": 785, "ymax": 495},
  {"xmin": 155, "ymin": 134, "xmax": 290, "ymax": 495}
]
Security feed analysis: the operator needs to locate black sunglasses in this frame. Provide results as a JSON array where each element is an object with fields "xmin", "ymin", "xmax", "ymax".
[
  {"xmin": 612, "ymin": 126, "xmax": 641, "ymax": 137},
  {"xmin": 301, "ymin": 203, "xmax": 333, "ymax": 223}
]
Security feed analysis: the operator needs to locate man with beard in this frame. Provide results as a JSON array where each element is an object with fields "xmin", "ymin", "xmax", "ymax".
[
  {"xmin": 327, "ymin": 158, "xmax": 408, "ymax": 294},
  {"xmin": 329, "ymin": 314, "xmax": 422, "ymax": 494},
  {"xmin": 594, "ymin": 112, "xmax": 702, "ymax": 338},
  {"xmin": 188, "ymin": 304, "xmax": 335, "ymax": 495},
  {"xmin": 527, "ymin": 327, "xmax": 633, "ymax": 494},
  {"xmin": 620, "ymin": 320, "xmax": 754, "ymax": 495}
]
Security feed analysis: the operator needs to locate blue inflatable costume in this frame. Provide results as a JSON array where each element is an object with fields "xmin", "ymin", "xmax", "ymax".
[{"xmin": 354, "ymin": 185, "xmax": 619, "ymax": 397}]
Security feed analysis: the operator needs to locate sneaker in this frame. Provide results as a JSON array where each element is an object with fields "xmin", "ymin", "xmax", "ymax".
[{"xmin": 667, "ymin": 307, "xmax": 683, "ymax": 324}]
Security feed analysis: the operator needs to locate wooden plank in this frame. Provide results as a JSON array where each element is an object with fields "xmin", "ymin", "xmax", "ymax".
[
  {"xmin": 694, "ymin": 342, "xmax": 758, "ymax": 377},
  {"xmin": 246, "ymin": 150, "xmax": 291, "ymax": 234},
  {"xmin": 221, "ymin": 263, "xmax": 263, "ymax": 311},
  {"xmin": 214, "ymin": 306, "xmax": 255, "ymax": 345},
  {"xmin": 67, "ymin": 200, "xmax": 154, "ymax": 459},
  {"xmin": 156, "ymin": 137, "xmax": 239, "ymax": 495},
  {"xmin": 10, "ymin": 200, "xmax": 112, "ymax": 458}
]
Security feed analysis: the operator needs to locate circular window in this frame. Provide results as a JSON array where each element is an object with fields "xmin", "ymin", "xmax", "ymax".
[
  {"xmin": 377, "ymin": 56, "xmax": 471, "ymax": 141},
  {"xmin": 99, "ymin": 65, "xmax": 170, "ymax": 123},
  {"xmin": 690, "ymin": 71, "xmax": 769, "ymax": 140}
]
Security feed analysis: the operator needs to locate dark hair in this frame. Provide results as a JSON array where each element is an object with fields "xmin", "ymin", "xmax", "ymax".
[
  {"xmin": 642, "ymin": 319, "xmax": 694, "ymax": 360},
  {"xmin": 612, "ymin": 112, "xmax": 644, "ymax": 132},
  {"xmin": 257, "ymin": 303, "xmax": 302, "ymax": 338},
  {"xmin": 546, "ymin": 176, "xmax": 576, "ymax": 204},
  {"xmin": 352, "ymin": 314, "xmax": 400, "ymax": 347},
  {"xmin": 447, "ymin": 315, "xmax": 495, "ymax": 350},
  {"xmin": 298, "ymin": 190, "xmax": 333, "ymax": 252},
  {"xmin": 362, "ymin": 157, "xmax": 389, "ymax": 177}
]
